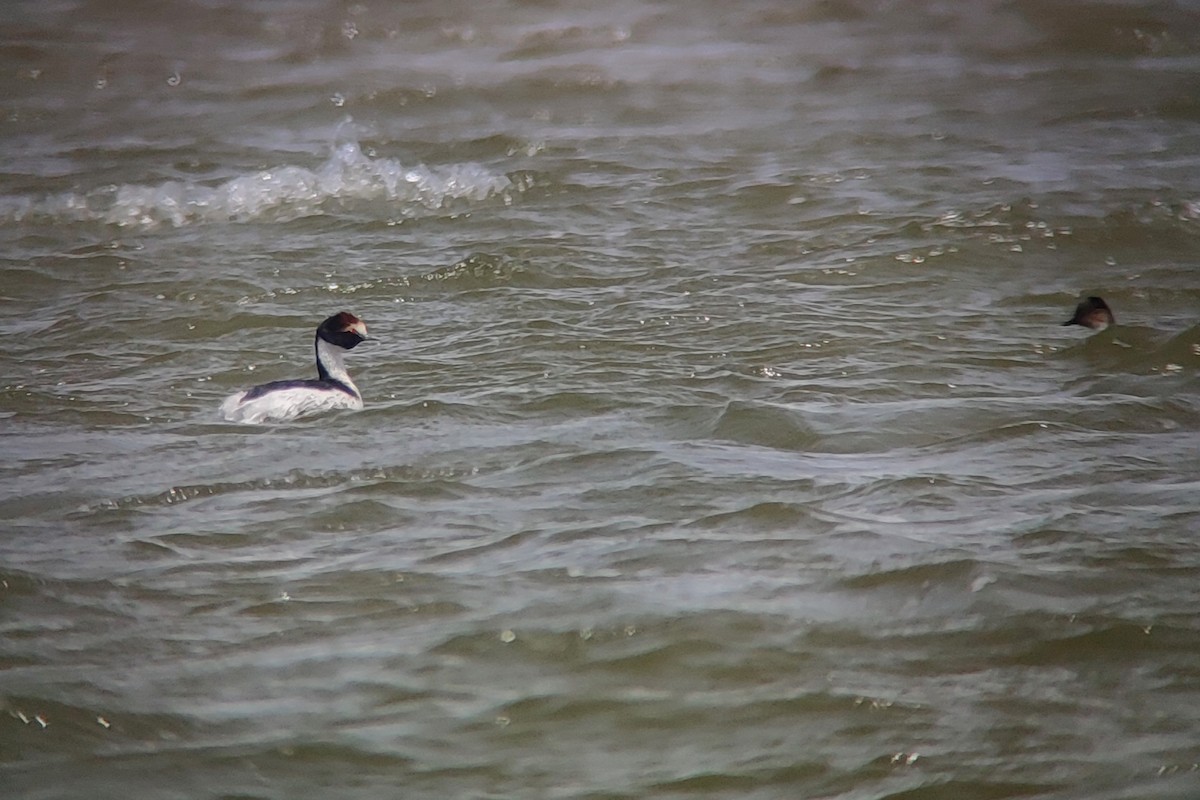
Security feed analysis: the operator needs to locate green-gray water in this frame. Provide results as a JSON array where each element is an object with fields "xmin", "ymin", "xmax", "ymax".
[{"xmin": 2, "ymin": 2, "xmax": 1199, "ymax": 798}]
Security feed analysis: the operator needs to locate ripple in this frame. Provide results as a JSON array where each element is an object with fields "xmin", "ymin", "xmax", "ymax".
[
  {"xmin": 711, "ymin": 400, "xmax": 820, "ymax": 451},
  {"xmin": 87, "ymin": 464, "xmax": 482, "ymax": 513}
]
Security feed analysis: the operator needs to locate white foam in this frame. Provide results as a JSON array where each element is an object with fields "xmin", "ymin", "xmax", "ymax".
[{"xmin": 8, "ymin": 141, "xmax": 517, "ymax": 228}]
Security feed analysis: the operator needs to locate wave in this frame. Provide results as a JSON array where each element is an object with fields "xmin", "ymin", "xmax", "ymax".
[
  {"xmin": 2, "ymin": 141, "xmax": 524, "ymax": 229},
  {"xmin": 86, "ymin": 463, "xmax": 481, "ymax": 513}
]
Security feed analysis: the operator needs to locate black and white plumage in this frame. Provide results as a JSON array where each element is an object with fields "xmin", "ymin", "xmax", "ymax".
[
  {"xmin": 220, "ymin": 311, "xmax": 369, "ymax": 424},
  {"xmin": 1062, "ymin": 296, "xmax": 1115, "ymax": 330}
]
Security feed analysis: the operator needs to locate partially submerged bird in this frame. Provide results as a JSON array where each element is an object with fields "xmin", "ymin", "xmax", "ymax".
[
  {"xmin": 220, "ymin": 311, "xmax": 369, "ymax": 424},
  {"xmin": 1063, "ymin": 296, "xmax": 1114, "ymax": 330}
]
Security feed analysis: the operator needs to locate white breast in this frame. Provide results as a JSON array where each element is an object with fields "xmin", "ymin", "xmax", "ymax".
[{"xmin": 220, "ymin": 385, "xmax": 363, "ymax": 424}]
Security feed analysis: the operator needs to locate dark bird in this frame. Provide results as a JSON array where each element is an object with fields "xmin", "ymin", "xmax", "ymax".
[{"xmin": 1063, "ymin": 296, "xmax": 1114, "ymax": 330}]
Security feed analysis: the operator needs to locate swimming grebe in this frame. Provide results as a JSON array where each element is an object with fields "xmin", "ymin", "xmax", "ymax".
[
  {"xmin": 220, "ymin": 311, "xmax": 369, "ymax": 423},
  {"xmin": 1062, "ymin": 296, "xmax": 1115, "ymax": 330}
]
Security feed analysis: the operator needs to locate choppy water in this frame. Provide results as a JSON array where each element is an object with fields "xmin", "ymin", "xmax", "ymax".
[{"xmin": 2, "ymin": 1, "xmax": 1200, "ymax": 798}]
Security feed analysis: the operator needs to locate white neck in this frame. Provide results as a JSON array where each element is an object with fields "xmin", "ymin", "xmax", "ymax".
[{"xmin": 316, "ymin": 337, "xmax": 359, "ymax": 398}]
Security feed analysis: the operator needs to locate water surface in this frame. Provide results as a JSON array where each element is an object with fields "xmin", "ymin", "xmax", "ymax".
[{"xmin": 2, "ymin": 2, "xmax": 1200, "ymax": 798}]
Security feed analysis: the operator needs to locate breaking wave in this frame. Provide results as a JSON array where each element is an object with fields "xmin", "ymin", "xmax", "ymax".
[{"xmin": 3, "ymin": 141, "xmax": 523, "ymax": 228}]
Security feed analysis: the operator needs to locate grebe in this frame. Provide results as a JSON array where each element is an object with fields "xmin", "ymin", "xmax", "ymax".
[
  {"xmin": 1062, "ymin": 296, "xmax": 1114, "ymax": 330},
  {"xmin": 220, "ymin": 311, "xmax": 369, "ymax": 424}
]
